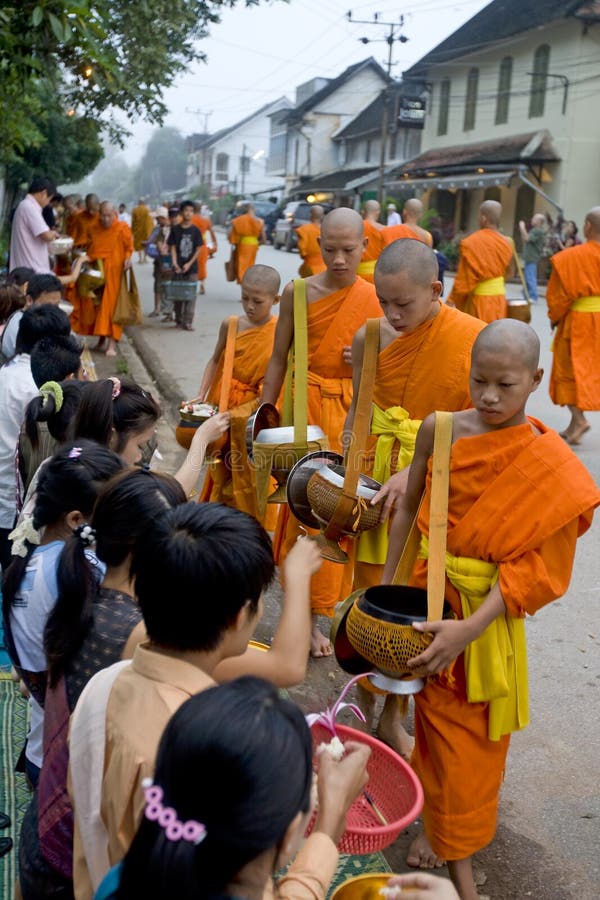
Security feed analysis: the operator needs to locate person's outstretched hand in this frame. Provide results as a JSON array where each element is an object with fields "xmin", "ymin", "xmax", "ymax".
[
  {"xmin": 284, "ymin": 536, "xmax": 323, "ymax": 584},
  {"xmin": 383, "ymin": 873, "xmax": 459, "ymax": 899},
  {"xmin": 314, "ymin": 740, "xmax": 370, "ymax": 845},
  {"xmin": 195, "ymin": 411, "xmax": 230, "ymax": 446}
]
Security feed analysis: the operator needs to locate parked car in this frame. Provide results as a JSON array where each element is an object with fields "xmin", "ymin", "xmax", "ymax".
[
  {"xmin": 225, "ymin": 199, "xmax": 278, "ymax": 229},
  {"xmin": 272, "ymin": 201, "xmax": 333, "ymax": 251}
]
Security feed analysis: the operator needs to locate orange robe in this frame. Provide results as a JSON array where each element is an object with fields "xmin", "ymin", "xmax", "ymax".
[
  {"xmin": 88, "ymin": 221, "xmax": 134, "ymax": 342},
  {"xmin": 409, "ymin": 420, "xmax": 599, "ymax": 861},
  {"xmin": 382, "ymin": 223, "xmax": 432, "ymax": 247},
  {"xmin": 547, "ymin": 240, "xmax": 600, "ymax": 410},
  {"xmin": 71, "ymin": 211, "xmax": 99, "ymax": 248},
  {"xmin": 358, "ymin": 221, "xmax": 385, "ymax": 282},
  {"xmin": 192, "ymin": 214, "xmax": 212, "ymax": 282},
  {"xmin": 131, "ymin": 204, "xmax": 154, "ymax": 251},
  {"xmin": 200, "ymin": 317, "xmax": 277, "ymax": 523},
  {"xmin": 296, "ymin": 222, "xmax": 325, "ymax": 276},
  {"xmin": 274, "ymin": 278, "xmax": 382, "ymax": 616},
  {"xmin": 354, "ymin": 304, "xmax": 484, "ymax": 589},
  {"xmin": 448, "ymin": 228, "xmax": 513, "ymax": 322},
  {"xmin": 65, "ymin": 210, "xmax": 82, "ymax": 240},
  {"xmin": 229, "ymin": 213, "xmax": 263, "ymax": 283}
]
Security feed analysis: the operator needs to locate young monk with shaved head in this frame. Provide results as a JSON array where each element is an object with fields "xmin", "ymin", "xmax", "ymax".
[
  {"xmin": 296, "ymin": 204, "xmax": 326, "ymax": 276},
  {"xmin": 547, "ymin": 205, "xmax": 600, "ymax": 444},
  {"xmin": 383, "ymin": 198, "xmax": 432, "ymax": 248},
  {"xmin": 383, "ymin": 319, "xmax": 600, "ymax": 899},
  {"xmin": 447, "ymin": 200, "xmax": 514, "ymax": 322},
  {"xmin": 262, "ymin": 207, "xmax": 382, "ymax": 657},
  {"xmin": 345, "ymin": 238, "xmax": 483, "ymax": 807},
  {"xmin": 196, "ymin": 265, "xmax": 281, "ymax": 522},
  {"xmin": 358, "ymin": 200, "xmax": 386, "ymax": 283},
  {"xmin": 87, "ymin": 200, "xmax": 133, "ymax": 356}
]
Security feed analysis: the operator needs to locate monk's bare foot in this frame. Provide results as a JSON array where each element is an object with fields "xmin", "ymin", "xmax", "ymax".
[
  {"xmin": 407, "ymin": 830, "xmax": 446, "ymax": 870},
  {"xmin": 106, "ymin": 340, "xmax": 118, "ymax": 358},
  {"xmin": 310, "ymin": 621, "xmax": 332, "ymax": 658},
  {"xmin": 357, "ymin": 682, "xmax": 378, "ymax": 734},
  {"xmin": 376, "ymin": 694, "xmax": 415, "ymax": 761},
  {"xmin": 94, "ymin": 337, "xmax": 107, "ymax": 352},
  {"xmin": 567, "ymin": 422, "xmax": 591, "ymax": 445}
]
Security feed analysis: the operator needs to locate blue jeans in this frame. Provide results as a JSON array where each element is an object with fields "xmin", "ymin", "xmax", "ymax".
[{"xmin": 524, "ymin": 261, "xmax": 539, "ymax": 302}]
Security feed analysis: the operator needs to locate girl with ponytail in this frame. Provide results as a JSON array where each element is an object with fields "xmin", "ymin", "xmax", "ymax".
[
  {"xmin": 18, "ymin": 469, "xmax": 186, "ymax": 900},
  {"xmin": 2, "ymin": 440, "xmax": 123, "ymax": 786}
]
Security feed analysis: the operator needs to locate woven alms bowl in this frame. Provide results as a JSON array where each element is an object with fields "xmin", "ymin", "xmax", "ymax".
[{"xmin": 306, "ymin": 464, "xmax": 383, "ymax": 536}]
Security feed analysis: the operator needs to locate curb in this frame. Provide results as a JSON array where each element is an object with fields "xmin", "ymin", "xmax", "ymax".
[{"xmin": 125, "ymin": 325, "xmax": 183, "ymax": 425}]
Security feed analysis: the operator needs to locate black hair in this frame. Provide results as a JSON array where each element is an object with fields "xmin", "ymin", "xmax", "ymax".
[
  {"xmin": 73, "ymin": 377, "xmax": 160, "ymax": 454},
  {"xmin": 30, "ymin": 334, "xmax": 83, "ymax": 387},
  {"xmin": 45, "ymin": 468, "xmax": 185, "ymax": 687},
  {"xmin": 2, "ymin": 440, "xmax": 124, "ymax": 622},
  {"xmin": 118, "ymin": 677, "xmax": 313, "ymax": 900},
  {"xmin": 0, "ymin": 283, "xmax": 26, "ymax": 323},
  {"xmin": 6, "ymin": 267, "xmax": 34, "ymax": 288},
  {"xmin": 27, "ymin": 273, "xmax": 63, "ymax": 301},
  {"xmin": 15, "ymin": 304, "xmax": 71, "ymax": 355},
  {"xmin": 179, "ymin": 200, "xmax": 194, "ymax": 212},
  {"xmin": 24, "ymin": 380, "xmax": 87, "ymax": 451},
  {"xmin": 28, "ymin": 176, "xmax": 57, "ymax": 197},
  {"xmin": 429, "ymin": 228, "xmax": 441, "ymax": 250},
  {"xmin": 132, "ymin": 502, "xmax": 275, "ymax": 652}
]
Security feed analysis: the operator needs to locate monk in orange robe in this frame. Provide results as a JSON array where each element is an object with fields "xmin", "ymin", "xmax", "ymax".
[
  {"xmin": 192, "ymin": 208, "xmax": 217, "ymax": 294},
  {"xmin": 197, "ymin": 265, "xmax": 280, "ymax": 522},
  {"xmin": 358, "ymin": 199, "xmax": 385, "ymax": 283},
  {"xmin": 448, "ymin": 200, "xmax": 514, "ymax": 322},
  {"xmin": 383, "ymin": 199, "xmax": 433, "ymax": 248},
  {"xmin": 70, "ymin": 193, "xmax": 99, "ymax": 248},
  {"xmin": 296, "ymin": 204, "xmax": 325, "ymax": 276},
  {"xmin": 383, "ymin": 320, "xmax": 600, "ymax": 899},
  {"xmin": 228, "ymin": 203, "xmax": 265, "ymax": 284},
  {"xmin": 547, "ymin": 205, "xmax": 600, "ymax": 445},
  {"xmin": 88, "ymin": 201, "xmax": 134, "ymax": 356},
  {"xmin": 262, "ymin": 208, "xmax": 382, "ymax": 657},
  {"xmin": 131, "ymin": 199, "xmax": 154, "ymax": 263}
]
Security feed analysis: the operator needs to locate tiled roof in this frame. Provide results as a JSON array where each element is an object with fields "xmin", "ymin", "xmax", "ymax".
[
  {"xmin": 388, "ymin": 131, "xmax": 560, "ymax": 178},
  {"xmin": 404, "ymin": 1, "xmax": 597, "ymax": 75},
  {"xmin": 294, "ymin": 167, "xmax": 378, "ymax": 192},
  {"xmin": 280, "ymin": 58, "xmax": 389, "ymax": 125},
  {"xmin": 334, "ymin": 82, "xmax": 426, "ymax": 140}
]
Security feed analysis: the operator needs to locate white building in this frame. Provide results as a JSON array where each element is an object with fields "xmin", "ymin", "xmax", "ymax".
[
  {"xmin": 186, "ymin": 97, "xmax": 291, "ymax": 198},
  {"xmin": 388, "ymin": 1, "xmax": 600, "ymax": 242}
]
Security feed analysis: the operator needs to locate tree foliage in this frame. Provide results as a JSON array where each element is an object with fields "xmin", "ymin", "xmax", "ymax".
[{"xmin": 136, "ymin": 128, "xmax": 187, "ymax": 197}]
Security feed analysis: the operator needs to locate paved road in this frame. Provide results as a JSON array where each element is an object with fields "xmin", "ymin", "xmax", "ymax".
[{"xmin": 127, "ymin": 234, "xmax": 600, "ymax": 898}]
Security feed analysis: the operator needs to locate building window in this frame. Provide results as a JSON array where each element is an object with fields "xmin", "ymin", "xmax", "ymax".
[
  {"xmin": 463, "ymin": 68, "xmax": 479, "ymax": 131},
  {"xmin": 438, "ymin": 79, "xmax": 450, "ymax": 135},
  {"xmin": 365, "ymin": 139, "xmax": 372, "ymax": 163},
  {"xmin": 215, "ymin": 152, "xmax": 229, "ymax": 182},
  {"xmin": 529, "ymin": 44, "xmax": 550, "ymax": 118},
  {"xmin": 495, "ymin": 56, "xmax": 512, "ymax": 125}
]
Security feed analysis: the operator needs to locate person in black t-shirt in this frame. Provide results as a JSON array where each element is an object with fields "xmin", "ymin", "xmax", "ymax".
[{"xmin": 167, "ymin": 200, "xmax": 203, "ymax": 330}]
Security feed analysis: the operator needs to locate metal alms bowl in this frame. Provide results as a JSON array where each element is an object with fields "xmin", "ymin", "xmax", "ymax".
[
  {"xmin": 245, "ymin": 402, "xmax": 280, "ymax": 461},
  {"xmin": 286, "ymin": 450, "xmax": 344, "ymax": 529},
  {"xmin": 49, "ymin": 235, "xmax": 74, "ymax": 255},
  {"xmin": 311, "ymin": 463, "xmax": 381, "ymax": 500}
]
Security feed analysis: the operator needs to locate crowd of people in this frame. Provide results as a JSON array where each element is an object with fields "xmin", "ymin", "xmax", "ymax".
[{"xmin": 1, "ymin": 177, "xmax": 599, "ymax": 900}]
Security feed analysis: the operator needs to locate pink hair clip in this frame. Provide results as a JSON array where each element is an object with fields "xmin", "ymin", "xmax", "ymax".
[
  {"xmin": 108, "ymin": 376, "xmax": 121, "ymax": 399},
  {"xmin": 68, "ymin": 447, "xmax": 82, "ymax": 459},
  {"xmin": 142, "ymin": 779, "xmax": 206, "ymax": 844}
]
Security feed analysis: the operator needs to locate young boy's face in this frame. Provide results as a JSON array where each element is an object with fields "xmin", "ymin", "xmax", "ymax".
[
  {"xmin": 375, "ymin": 270, "xmax": 441, "ymax": 334},
  {"xmin": 470, "ymin": 348, "xmax": 543, "ymax": 429},
  {"xmin": 181, "ymin": 205, "xmax": 194, "ymax": 223},
  {"xmin": 240, "ymin": 282, "xmax": 277, "ymax": 325}
]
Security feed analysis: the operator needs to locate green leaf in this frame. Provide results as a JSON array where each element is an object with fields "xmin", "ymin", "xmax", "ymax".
[
  {"xmin": 32, "ymin": 6, "xmax": 43, "ymax": 27},
  {"xmin": 48, "ymin": 13, "xmax": 65, "ymax": 42}
]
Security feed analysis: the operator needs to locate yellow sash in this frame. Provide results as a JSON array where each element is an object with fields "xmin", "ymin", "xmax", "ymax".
[
  {"xmin": 572, "ymin": 295, "xmax": 600, "ymax": 312},
  {"xmin": 356, "ymin": 404, "xmax": 421, "ymax": 565},
  {"xmin": 419, "ymin": 536, "xmax": 529, "ymax": 741},
  {"xmin": 357, "ymin": 259, "xmax": 376, "ymax": 276},
  {"xmin": 240, "ymin": 236, "xmax": 259, "ymax": 246},
  {"xmin": 473, "ymin": 276, "xmax": 505, "ymax": 296}
]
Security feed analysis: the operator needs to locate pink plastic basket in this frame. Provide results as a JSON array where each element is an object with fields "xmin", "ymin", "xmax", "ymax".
[{"xmin": 308, "ymin": 723, "xmax": 423, "ymax": 855}]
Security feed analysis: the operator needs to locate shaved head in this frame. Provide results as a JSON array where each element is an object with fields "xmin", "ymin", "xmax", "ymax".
[
  {"xmin": 480, "ymin": 200, "xmax": 502, "ymax": 228},
  {"xmin": 473, "ymin": 319, "xmax": 540, "ymax": 372},
  {"xmin": 364, "ymin": 199, "xmax": 381, "ymax": 219},
  {"xmin": 403, "ymin": 198, "xmax": 423, "ymax": 223},
  {"xmin": 375, "ymin": 238, "xmax": 438, "ymax": 286},
  {"xmin": 321, "ymin": 207, "xmax": 363, "ymax": 239},
  {"xmin": 309, "ymin": 204, "xmax": 324, "ymax": 223},
  {"xmin": 242, "ymin": 264, "xmax": 280, "ymax": 294},
  {"xmin": 584, "ymin": 206, "xmax": 600, "ymax": 237}
]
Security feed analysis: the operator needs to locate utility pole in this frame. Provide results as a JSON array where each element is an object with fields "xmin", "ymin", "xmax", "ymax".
[
  {"xmin": 186, "ymin": 108, "xmax": 214, "ymax": 189},
  {"xmin": 346, "ymin": 11, "xmax": 408, "ymax": 205}
]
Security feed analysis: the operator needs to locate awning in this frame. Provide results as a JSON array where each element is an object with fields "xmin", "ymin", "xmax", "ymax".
[
  {"xmin": 294, "ymin": 167, "xmax": 378, "ymax": 194},
  {"xmin": 388, "ymin": 170, "xmax": 516, "ymax": 191}
]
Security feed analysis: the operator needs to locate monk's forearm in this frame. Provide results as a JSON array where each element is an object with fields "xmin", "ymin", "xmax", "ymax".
[
  {"xmin": 261, "ymin": 357, "xmax": 287, "ymax": 405},
  {"xmin": 198, "ymin": 359, "xmax": 218, "ymax": 401},
  {"xmin": 382, "ymin": 507, "xmax": 414, "ymax": 584},
  {"xmin": 463, "ymin": 581, "xmax": 507, "ymax": 641}
]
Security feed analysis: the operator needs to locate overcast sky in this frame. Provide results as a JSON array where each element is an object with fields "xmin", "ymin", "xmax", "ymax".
[{"xmin": 122, "ymin": 0, "xmax": 490, "ymax": 163}]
